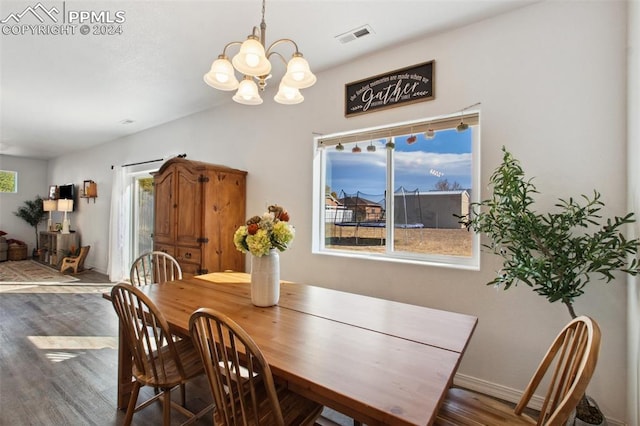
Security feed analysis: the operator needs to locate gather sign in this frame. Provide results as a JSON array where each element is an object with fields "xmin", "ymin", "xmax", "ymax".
[{"xmin": 345, "ymin": 61, "xmax": 434, "ymax": 117}]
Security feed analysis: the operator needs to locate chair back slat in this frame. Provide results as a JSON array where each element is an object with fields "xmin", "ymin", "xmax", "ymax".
[
  {"xmin": 130, "ymin": 251, "xmax": 182, "ymax": 285},
  {"xmin": 515, "ymin": 316, "xmax": 601, "ymax": 426},
  {"xmin": 190, "ymin": 308, "xmax": 285, "ymax": 426},
  {"xmin": 548, "ymin": 324, "xmax": 588, "ymax": 418},
  {"xmin": 111, "ymin": 283, "xmax": 186, "ymax": 383}
]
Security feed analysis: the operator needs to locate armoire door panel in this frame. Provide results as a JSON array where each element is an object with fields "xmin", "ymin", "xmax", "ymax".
[
  {"xmin": 216, "ymin": 172, "xmax": 246, "ymax": 272},
  {"xmin": 175, "ymin": 166, "xmax": 202, "ymax": 246}
]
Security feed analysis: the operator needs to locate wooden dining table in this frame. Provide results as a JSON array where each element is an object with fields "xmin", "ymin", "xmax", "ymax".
[{"xmin": 104, "ymin": 272, "xmax": 477, "ymax": 425}]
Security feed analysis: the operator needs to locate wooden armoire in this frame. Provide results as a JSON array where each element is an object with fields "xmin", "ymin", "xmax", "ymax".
[{"xmin": 152, "ymin": 158, "xmax": 247, "ymax": 276}]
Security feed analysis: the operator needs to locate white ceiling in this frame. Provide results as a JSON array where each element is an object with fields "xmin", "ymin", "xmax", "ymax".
[{"xmin": 0, "ymin": 0, "xmax": 538, "ymax": 160}]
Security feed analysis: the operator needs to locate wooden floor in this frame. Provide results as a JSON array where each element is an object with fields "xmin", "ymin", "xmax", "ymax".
[
  {"xmin": 0, "ymin": 268, "xmax": 534, "ymax": 425},
  {"xmin": 0, "ymin": 271, "xmax": 354, "ymax": 426}
]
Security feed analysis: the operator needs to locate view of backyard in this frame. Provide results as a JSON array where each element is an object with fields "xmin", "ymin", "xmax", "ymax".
[{"xmin": 325, "ymin": 224, "xmax": 473, "ymax": 257}]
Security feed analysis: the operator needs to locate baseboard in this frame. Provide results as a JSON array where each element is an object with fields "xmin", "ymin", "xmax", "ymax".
[
  {"xmin": 453, "ymin": 373, "xmax": 625, "ymax": 426},
  {"xmin": 88, "ymin": 265, "xmax": 108, "ymax": 276}
]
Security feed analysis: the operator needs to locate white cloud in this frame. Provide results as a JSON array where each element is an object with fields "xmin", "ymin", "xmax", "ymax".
[{"xmin": 394, "ymin": 152, "xmax": 471, "ymax": 177}]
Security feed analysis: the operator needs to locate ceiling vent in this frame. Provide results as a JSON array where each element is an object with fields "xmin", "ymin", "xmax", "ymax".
[{"xmin": 335, "ymin": 25, "xmax": 374, "ymax": 44}]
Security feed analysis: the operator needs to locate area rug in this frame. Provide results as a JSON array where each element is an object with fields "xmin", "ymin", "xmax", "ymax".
[{"xmin": 0, "ymin": 260, "xmax": 79, "ymax": 284}]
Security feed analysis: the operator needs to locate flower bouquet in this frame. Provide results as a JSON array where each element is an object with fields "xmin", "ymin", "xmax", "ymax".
[{"xmin": 233, "ymin": 205, "xmax": 295, "ymax": 257}]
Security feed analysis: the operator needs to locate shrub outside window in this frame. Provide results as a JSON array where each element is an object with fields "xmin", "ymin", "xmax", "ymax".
[
  {"xmin": 0, "ymin": 170, "xmax": 17, "ymax": 193},
  {"xmin": 312, "ymin": 111, "xmax": 480, "ymax": 269}
]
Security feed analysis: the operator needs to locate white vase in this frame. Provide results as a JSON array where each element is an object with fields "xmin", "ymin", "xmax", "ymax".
[{"xmin": 250, "ymin": 249, "xmax": 280, "ymax": 307}]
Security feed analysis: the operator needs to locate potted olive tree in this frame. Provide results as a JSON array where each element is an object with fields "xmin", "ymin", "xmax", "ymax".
[
  {"xmin": 460, "ymin": 147, "xmax": 639, "ymax": 425},
  {"xmin": 13, "ymin": 195, "xmax": 47, "ymax": 256}
]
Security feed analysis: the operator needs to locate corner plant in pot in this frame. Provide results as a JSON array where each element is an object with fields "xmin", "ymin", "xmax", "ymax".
[
  {"xmin": 13, "ymin": 195, "xmax": 47, "ymax": 254},
  {"xmin": 460, "ymin": 147, "xmax": 639, "ymax": 425}
]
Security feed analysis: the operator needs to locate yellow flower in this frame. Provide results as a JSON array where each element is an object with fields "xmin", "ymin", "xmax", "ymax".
[
  {"xmin": 233, "ymin": 226, "xmax": 248, "ymax": 253},
  {"xmin": 246, "ymin": 229, "xmax": 271, "ymax": 257},
  {"xmin": 272, "ymin": 221, "xmax": 294, "ymax": 247},
  {"xmin": 234, "ymin": 205, "xmax": 295, "ymax": 257}
]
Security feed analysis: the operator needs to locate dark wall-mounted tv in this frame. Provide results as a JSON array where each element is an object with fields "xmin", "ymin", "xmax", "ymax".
[{"xmin": 58, "ymin": 184, "xmax": 76, "ymax": 210}]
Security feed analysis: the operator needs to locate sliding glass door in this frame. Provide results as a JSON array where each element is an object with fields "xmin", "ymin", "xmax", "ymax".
[{"xmin": 131, "ymin": 174, "xmax": 154, "ymax": 262}]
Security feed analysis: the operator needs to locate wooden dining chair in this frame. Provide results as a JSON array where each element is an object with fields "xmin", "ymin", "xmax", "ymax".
[
  {"xmin": 110, "ymin": 283, "xmax": 212, "ymax": 426},
  {"xmin": 130, "ymin": 251, "xmax": 182, "ymax": 285},
  {"xmin": 435, "ymin": 315, "xmax": 601, "ymax": 426},
  {"xmin": 189, "ymin": 307, "xmax": 324, "ymax": 426}
]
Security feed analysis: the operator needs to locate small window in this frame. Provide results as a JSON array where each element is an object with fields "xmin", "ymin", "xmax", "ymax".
[
  {"xmin": 312, "ymin": 111, "xmax": 480, "ymax": 269},
  {"xmin": 0, "ymin": 170, "xmax": 17, "ymax": 193}
]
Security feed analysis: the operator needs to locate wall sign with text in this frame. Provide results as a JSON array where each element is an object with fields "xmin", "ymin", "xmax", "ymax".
[{"xmin": 345, "ymin": 60, "xmax": 434, "ymax": 117}]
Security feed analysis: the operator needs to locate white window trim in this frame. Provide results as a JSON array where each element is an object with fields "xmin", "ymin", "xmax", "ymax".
[{"xmin": 312, "ymin": 111, "xmax": 481, "ymax": 270}]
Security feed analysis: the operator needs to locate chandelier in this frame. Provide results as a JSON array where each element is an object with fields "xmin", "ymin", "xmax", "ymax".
[{"xmin": 203, "ymin": 0, "xmax": 316, "ymax": 106}]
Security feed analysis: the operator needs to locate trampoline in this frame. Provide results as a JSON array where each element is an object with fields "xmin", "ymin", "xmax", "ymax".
[
  {"xmin": 334, "ymin": 222, "xmax": 424, "ymax": 229},
  {"xmin": 331, "ymin": 188, "xmax": 425, "ymax": 244}
]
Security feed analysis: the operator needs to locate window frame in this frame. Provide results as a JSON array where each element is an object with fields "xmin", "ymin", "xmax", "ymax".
[
  {"xmin": 312, "ymin": 111, "xmax": 481, "ymax": 270},
  {"xmin": 0, "ymin": 170, "xmax": 18, "ymax": 193}
]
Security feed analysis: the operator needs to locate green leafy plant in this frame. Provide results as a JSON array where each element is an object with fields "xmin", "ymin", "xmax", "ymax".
[
  {"xmin": 461, "ymin": 147, "xmax": 639, "ymax": 424},
  {"xmin": 13, "ymin": 196, "xmax": 47, "ymax": 250},
  {"xmin": 462, "ymin": 148, "xmax": 640, "ymax": 318}
]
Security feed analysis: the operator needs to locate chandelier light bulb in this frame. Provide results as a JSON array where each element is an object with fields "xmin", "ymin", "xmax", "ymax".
[
  {"xmin": 232, "ymin": 36, "xmax": 271, "ymax": 77},
  {"xmin": 245, "ymin": 53, "xmax": 260, "ymax": 68},
  {"xmin": 232, "ymin": 77, "xmax": 263, "ymax": 105},
  {"xmin": 274, "ymin": 82, "xmax": 304, "ymax": 105},
  {"xmin": 239, "ymin": 81, "xmax": 255, "ymax": 99},
  {"xmin": 282, "ymin": 85, "xmax": 296, "ymax": 100},
  {"xmin": 282, "ymin": 54, "xmax": 316, "ymax": 89},
  {"xmin": 203, "ymin": 56, "xmax": 239, "ymax": 91}
]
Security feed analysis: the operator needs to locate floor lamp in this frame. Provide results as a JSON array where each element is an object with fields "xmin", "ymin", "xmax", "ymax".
[
  {"xmin": 42, "ymin": 199, "xmax": 57, "ymax": 231},
  {"xmin": 57, "ymin": 199, "xmax": 73, "ymax": 234}
]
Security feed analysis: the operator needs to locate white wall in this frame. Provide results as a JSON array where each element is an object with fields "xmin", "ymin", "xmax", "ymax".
[
  {"xmin": 45, "ymin": 1, "xmax": 631, "ymax": 422},
  {"xmin": 0, "ymin": 155, "xmax": 48, "ymax": 252}
]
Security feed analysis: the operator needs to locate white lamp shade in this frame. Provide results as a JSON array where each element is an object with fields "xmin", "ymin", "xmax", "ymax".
[
  {"xmin": 274, "ymin": 82, "xmax": 304, "ymax": 105},
  {"xmin": 204, "ymin": 57, "xmax": 239, "ymax": 91},
  {"xmin": 232, "ymin": 77, "xmax": 263, "ymax": 105},
  {"xmin": 232, "ymin": 37, "xmax": 271, "ymax": 77},
  {"xmin": 43, "ymin": 199, "xmax": 57, "ymax": 212},
  {"xmin": 281, "ymin": 55, "xmax": 316, "ymax": 89},
  {"xmin": 57, "ymin": 199, "xmax": 73, "ymax": 212}
]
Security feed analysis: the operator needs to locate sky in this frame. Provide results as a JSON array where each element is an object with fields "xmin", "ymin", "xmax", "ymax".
[{"xmin": 326, "ymin": 127, "xmax": 473, "ymax": 198}]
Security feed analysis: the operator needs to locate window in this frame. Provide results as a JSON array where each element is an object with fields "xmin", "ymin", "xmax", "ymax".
[
  {"xmin": 0, "ymin": 170, "xmax": 17, "ymax": 193},
  {"xmin": 312, "ymin": 111, "xmax": 480, "ymax": 269},
  {"xmin": 131, "ymin": 174, "xmax": 155, "ymax": 262}
]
